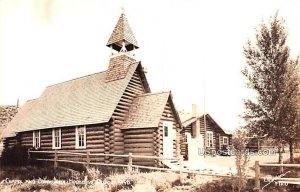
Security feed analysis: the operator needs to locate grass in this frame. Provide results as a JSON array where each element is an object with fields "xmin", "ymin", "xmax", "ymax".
[
  {"xmin": 257, "ymin": 156, "xmax": 300, "ymax": 192},
  {"xmin": 0, "ymin": 156, "xmax": 299, "ymax": 191},
  {"xmin": 0, "ymin": 164, "xmax": 226, "ymax": 192},
  {"xmin": 0, "ymin": 164, "xmax": 187, "ymax": 192}
]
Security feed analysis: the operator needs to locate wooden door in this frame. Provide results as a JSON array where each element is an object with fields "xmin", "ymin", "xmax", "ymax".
[{"xmin": 163, "ymin": 121, "xmax": 173, "ymax": 158}]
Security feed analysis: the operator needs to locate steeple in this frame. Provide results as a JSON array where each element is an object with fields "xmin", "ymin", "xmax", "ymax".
[
  {"xmin": 105, "ymin": 11, "xmax": 139, "ymax": 82},
  {"xmin": 106, "ymin": 12, "xmax": 139, "ymax": 52}
]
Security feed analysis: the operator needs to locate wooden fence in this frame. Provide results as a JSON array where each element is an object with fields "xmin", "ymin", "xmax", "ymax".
[
  {"xmin": 28, "ymin": 150, "xmax": 185, "ymax": 182},
  {"xmin": 254, "ymin": 161, "xmax": 300, "ymax": 191},
  {"xmin": 28, "ymin": 150, "xmax": 237, "ymax": 183}
]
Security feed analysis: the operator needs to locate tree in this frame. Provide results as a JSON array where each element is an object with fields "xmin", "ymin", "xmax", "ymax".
[
  {"xmin": 242, "ymin": 12, "xmax": 300, "ymax": 165},
  {"xmin": 281, "ymin": 63, "xmax": 300, "ymax": 163},
  {"xmin": 232, "ymin": 127, "xmax": 249, "ymax": 192}
]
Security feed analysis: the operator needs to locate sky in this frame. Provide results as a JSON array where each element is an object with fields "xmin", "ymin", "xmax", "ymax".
[{"xmin": 0, "ymin": 0, "xmax": 300, "ymax": 131}]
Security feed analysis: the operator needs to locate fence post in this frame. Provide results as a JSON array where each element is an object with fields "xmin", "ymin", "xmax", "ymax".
[
  {"xmin": 86, "ymin": 151, "xmax": 90, "ymax": 169},
  {"xmin": 179, "ymin": 156, "xmax": 183, "ymax": 184},
  {"xmin": 128, "ymin": 153, "xmax": 132, "ymax": 173},
  {"xmin": 280, "ymin": 160, "xmax": 283, "ymax": 174},
  {"xmin": 54, "ymin": 150, "xmax": 58, "ymax": 169},
  {"xmin": 27, "ymin": 149, "xmax": 30, "ymax": 165},
  {"xmin": 254, "ymin": 161, "xmax": 260, "ymax": 191}
]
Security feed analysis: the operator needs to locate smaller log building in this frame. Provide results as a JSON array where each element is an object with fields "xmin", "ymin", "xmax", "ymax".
[{"xmin": 180, "ymin": 106, "xmax": 232, "ymax": 160}]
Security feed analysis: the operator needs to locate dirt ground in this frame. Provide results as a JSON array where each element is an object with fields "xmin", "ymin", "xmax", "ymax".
[{"xmin": 202, "ymin": 152, "xmax": 299, "ymax": 176}]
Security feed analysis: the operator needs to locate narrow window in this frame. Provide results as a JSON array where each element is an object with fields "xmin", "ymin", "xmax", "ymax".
[
  {"xmin": 52, "ymin": 128, "xmax": 61, "ymax": 149},
  {"xmin": 223, "ymin": 136, "xmax": 228, "ymax": 145},
  {"xmin": 76, "ymin": 126, "xmax": 86, "ymax": 149},
  {"xmin": 33, "ymin": 130, "xmax": 40, "ymax": 149},
  {"xmin": 164, "ymin": 126, "xmax": 168, "ymax": 137},
  {"xmin": 206, "ymin": 131, "xmax": 213, "ymax": 147}
]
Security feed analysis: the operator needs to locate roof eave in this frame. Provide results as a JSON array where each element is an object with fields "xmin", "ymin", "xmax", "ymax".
[
  {"xmin": 167, "ymin": 91, "xmax": 182, "ymax": 128},
  {"xmin": 121, "ymin": 126, "xmax": 157, "ymax": 130}
]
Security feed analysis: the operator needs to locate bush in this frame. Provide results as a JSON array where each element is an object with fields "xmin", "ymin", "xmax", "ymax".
[
  {"xmin": 190, "ymin": 178, "xmax": 234, "ymax": 192},
  {"xmin": 0, "ymin": 180, "xmax": 79, "ymax": 192},
  {"xmin": 1, "ymin": 145, "xmax": 29, "ymax": 166}
]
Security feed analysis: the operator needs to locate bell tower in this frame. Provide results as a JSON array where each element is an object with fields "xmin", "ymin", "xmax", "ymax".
[
  {"xmin": 107, "ymin": 11, "xmax": 139, "ymax": 53},
  {"xmin": 105, "ymin": 11, "xmax": 139, "ymax": 82}
]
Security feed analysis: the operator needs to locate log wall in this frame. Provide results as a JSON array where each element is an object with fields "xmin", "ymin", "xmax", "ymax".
[
  {"xmin": 181, "ymin": 116, "xmax": 233, "ymax": 157},
  {"xmin": 180, "ymin": 123, "xmax": 192, "ymax": 158},
  {"xmin": 180, "ymin": 130, "xmax": 188, "ymax": 159},
  {"xmin": 123, "ymin": 128, "xmax": 155, "ymax": 166},
  {"xmin": 122, "ymin": 98, "xmax": 180, "ymax": 167},
  {"xmin": 2, "ymin": 67, "xmax": 164, "ymax": 166},
  {"xmin": 181, "ymin": 117, "xmax": 220, "ymax": 151},
  {"xmin": 199, "ymin": 116, "xmax": 233, "ymax": 151},
  {"xmin": 3, "ymin": 137, "xmax": 17, "ymax": 149},
  {"xmin": 111, "ymin": 70, "xmax": 147, "ymax": 163},
  {"xmin": 4, "ymin": 123, "xmax": 109, "ymax": 162},
  {"xmin": 198, "ymin": 116, "xmax": 216, "ymax": 150}
]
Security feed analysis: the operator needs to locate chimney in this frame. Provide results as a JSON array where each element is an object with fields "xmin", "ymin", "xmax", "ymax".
[
  {"xmin": 195, "ymin": 116, "xmax": 200, "ymax": 138},
  {"xmin": 192, "ymin": 104, "xmax": 198, "ymax": 117},
  {"xmin": 192, "ymin": 104, "xmax": 200, "ymax": 138}
]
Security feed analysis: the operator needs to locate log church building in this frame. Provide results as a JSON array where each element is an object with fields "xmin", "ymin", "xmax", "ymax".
[{"xmin": 1, "ymin": 12, "xmax": 182, "ymax": 167}]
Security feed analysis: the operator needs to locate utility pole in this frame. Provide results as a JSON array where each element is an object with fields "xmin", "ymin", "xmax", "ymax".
[
  {"xmin": 203, "ymin": 80, "xmax": 207, "ymax": 157},
  {"xmin": 202, "ymin": 52, "xmax": 207, "ymax": 157}
]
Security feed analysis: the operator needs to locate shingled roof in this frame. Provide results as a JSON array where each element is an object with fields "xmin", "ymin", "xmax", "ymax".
[
  {"xmin": 1, "ymin": 61, "xmax": 142, "ymax": 138},
  {"xmin": 1, "ymin": 100, "xmax": 36, "ymax": 138},
  {"xmin": 107, "ymin": 13, "xmax": 139, "ymax": 51},
  {"xmin": 122, "ymin": 92, "xmax": 171, "ymax": 129},
  {"xmin": 180, "ymin": 113, "xmax": 232, "ymax": 135}
]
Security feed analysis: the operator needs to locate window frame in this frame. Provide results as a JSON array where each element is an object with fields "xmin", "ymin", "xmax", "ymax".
[
  {"xmin": 75, "ymin": 126, "xmax": 86, "ymax": 149},
  {"xmin": 223, "ymin": 136, "xmax": 228, "ymax": 145},
  {"xmin": 164, "ymin": 125, "xmax": 168, "ymax": 137},
  {"xmin": 33, "ymin": 130, "xmax": 41, "ymax": 149},
  {"xmin": 206, "ymin": 131, "xmax": 213, "ymax": 147},
  {"xmin": 52, "ymin": 128, "xmax": 61, "ymax": 149}
]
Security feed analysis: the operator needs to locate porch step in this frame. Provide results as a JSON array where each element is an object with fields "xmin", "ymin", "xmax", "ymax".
[{"xmin": 162, "ymin": 160, "xmax": 181, "ymax": 170}]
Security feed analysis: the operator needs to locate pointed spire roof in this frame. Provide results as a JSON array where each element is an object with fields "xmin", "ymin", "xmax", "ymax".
[{"xmin": 107, "ymin": 13, "xmax": 139, "ymax": 52}]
